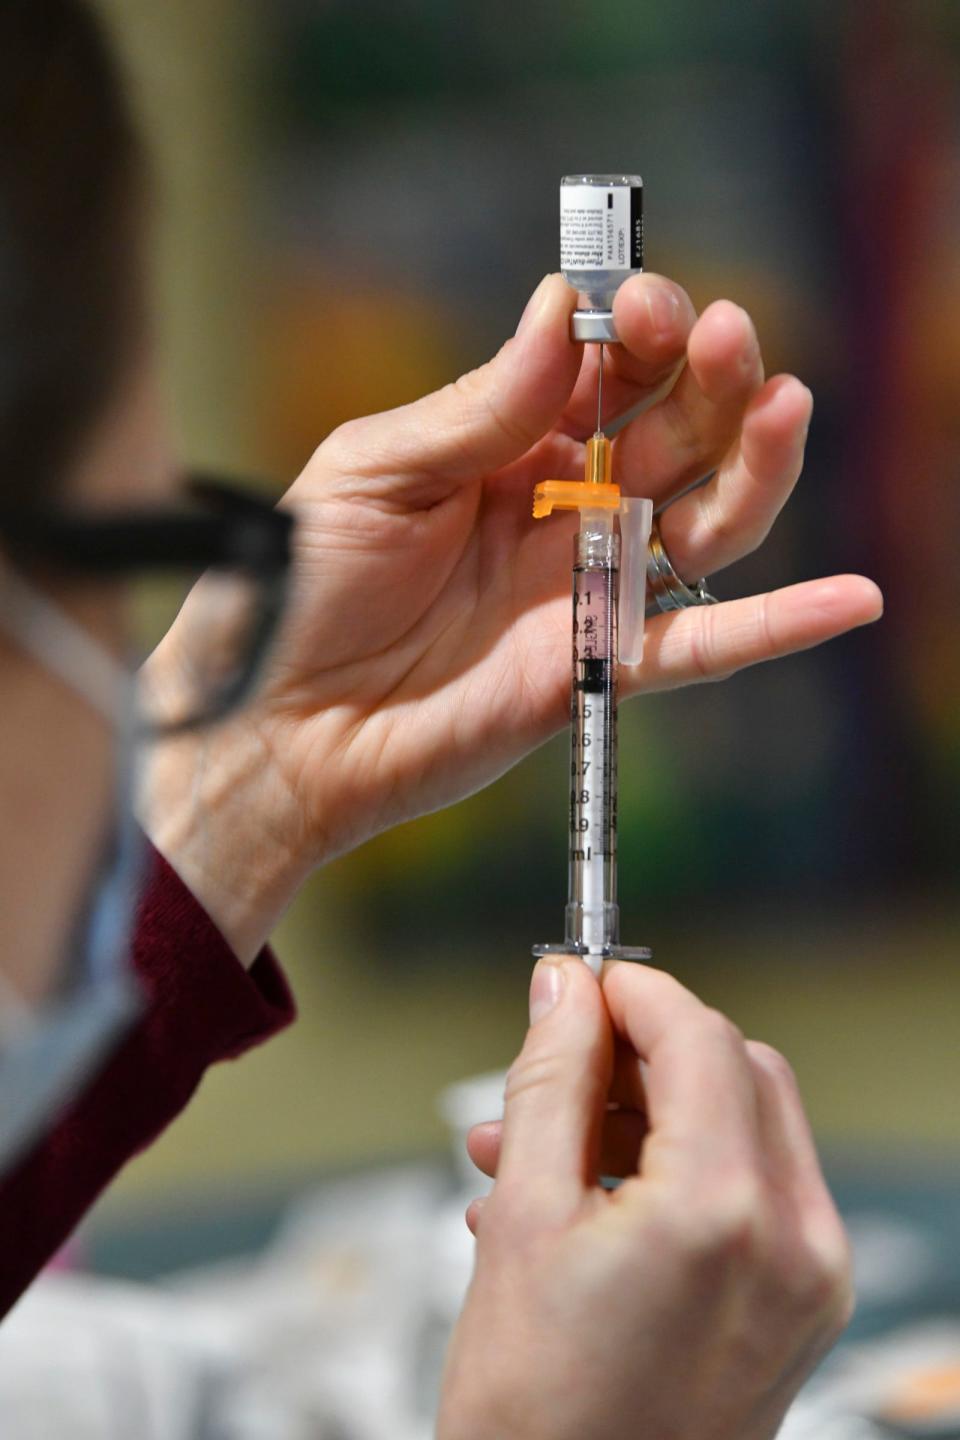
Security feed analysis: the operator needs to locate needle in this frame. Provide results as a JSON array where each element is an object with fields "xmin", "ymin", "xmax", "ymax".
[{"xmin": 596, "ymin": 342, "xmax": 605, "ymax": 435}]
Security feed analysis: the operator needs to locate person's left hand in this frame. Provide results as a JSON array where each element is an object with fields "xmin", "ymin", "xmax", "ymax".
[
  {"xmin": 143, "ymin": 273, "xmax": 882, "ymax": 960},
  {"xmin": 437, "ymin": 958, "xmax": 853, "ymax": 1440}
]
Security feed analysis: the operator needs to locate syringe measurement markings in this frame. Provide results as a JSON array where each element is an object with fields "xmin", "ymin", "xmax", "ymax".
[
  {"xmin": 570, "ymin": 564, "xmax": 617, "ymax": 953},
  {"xmin": 576, "ymin": 690, "xmax": 610, "ymax": 950}
]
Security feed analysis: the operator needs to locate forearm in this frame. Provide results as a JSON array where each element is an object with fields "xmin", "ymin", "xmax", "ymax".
[{"xmin": 139, "ymin": 718, "xmax": 313, "ymax": 967}]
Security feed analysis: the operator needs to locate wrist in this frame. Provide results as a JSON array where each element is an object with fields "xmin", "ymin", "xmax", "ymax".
[{"xmin": 138, "ymin": 717, "xmax": 312, "ymax": 966}]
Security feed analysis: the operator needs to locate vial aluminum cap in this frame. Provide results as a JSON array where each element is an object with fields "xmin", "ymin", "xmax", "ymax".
[{"xmin": 570, "ymin": 309, "xmax": 619, "ymax": 342}]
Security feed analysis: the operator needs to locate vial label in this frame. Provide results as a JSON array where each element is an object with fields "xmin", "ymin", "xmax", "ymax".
[{"xmin": 561, "ymin": 184, "xmax": 643, "ymax": 273}]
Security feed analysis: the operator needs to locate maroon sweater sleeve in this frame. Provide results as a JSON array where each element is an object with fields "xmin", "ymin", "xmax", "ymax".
[{"xmin": 0, "ymin": 839, "xmax": 295, "ymax": 1318}]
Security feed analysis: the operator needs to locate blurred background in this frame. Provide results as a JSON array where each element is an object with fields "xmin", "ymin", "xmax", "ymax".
[{"xmin": 39, "ymin": 0, "xmax": 960, "ymax": 1431}]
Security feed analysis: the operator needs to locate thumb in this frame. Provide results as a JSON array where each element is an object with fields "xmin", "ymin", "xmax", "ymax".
[
  {"xmin": 327, "ymin": 274, "xmax": 580, "ymax": 505},
  {"xmin": 496, "ymin": 957, "xmax": 613, "ymax": 1207}
]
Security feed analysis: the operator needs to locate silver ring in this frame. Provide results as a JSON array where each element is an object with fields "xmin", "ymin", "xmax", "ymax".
[{"xmin": 645, "ymin": 518, "xmax": 719, "ymax": 616}]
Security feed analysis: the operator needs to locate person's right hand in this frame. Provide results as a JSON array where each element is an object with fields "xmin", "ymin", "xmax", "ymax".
[
  {"xmin": 142, "ymin": 274, "xmax": 882, "ymax": 964},
  {"xmin": 438, "ymin": 959, "xmax": 853, "ymax": 1440}
]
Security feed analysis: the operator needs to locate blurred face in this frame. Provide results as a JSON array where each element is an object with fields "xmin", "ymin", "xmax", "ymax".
[{"xmin": 0, "ymin": 346, "xmax": 172, "ymax": 1006}]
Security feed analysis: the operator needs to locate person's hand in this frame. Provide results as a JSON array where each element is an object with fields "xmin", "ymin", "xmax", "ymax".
[
  {"xmin": 143, "ymin": 274, "xmax": 882, "ymax": 960},
  {"xmin": 438, "ymin": 958, "xmax": 853, "ymax": 1440}
]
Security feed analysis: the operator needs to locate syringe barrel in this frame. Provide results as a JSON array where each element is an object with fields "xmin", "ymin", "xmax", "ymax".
[{"xmin": 566, "ymin": 513, "xmax": 621, "ymax": 956}]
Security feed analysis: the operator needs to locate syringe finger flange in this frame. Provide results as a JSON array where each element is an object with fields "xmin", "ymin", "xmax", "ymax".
[{"xmin": 532, "ymin": 943, "xmax": 653, "ymax": 961}]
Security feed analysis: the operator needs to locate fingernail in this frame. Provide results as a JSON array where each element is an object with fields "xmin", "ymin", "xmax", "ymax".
[
  {"xmin": 516, "ymin": 273, "xmax": 555, "ymax": 337},
  {"xmin": 529, "ymin": 959, "xmax": 565, "ymax": 1025},
  {"xmin": 644, "ymin": 281, "xmax": 682, "ymax": 339}
]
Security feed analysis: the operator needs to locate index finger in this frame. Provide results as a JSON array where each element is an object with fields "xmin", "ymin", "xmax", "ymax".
[{"xmin": 600, "ymin": 962, "xmax": 759, "ymax": 1180}]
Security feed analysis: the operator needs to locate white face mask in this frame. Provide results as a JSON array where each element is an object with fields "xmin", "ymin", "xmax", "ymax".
[{"xmin": 0, "ymin": 568, "xmax": 143, "ymax": 1175}]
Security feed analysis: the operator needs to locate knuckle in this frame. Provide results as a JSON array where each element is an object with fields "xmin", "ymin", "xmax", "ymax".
[
  {"xmin": 757, "ymin": 589, "xmax": 777, "ymax": 656},
  {"xmin": 451, "ymin": 364, "xmax": 533, "ymax": 452},
  {"xmin": 472, "ymin": 1194, "xmax": 517, "ymax": 1257},
  {"xmin": 684, "ymin": 605, "xmax": 715, "ymax": 680},
  {"xmin": 678, "ymin": 1175, "xmax": 768, "ymax": 1267},
  {"xmin": 684, "ymin": 603, "xmax": 729, "ymax": 684},
  {"xmin": 503, "ymin": 1048, "xmax": 566, "ymax": 1107},
  {"xmin": 746, "ymin": 1040, "xmax": 798, "ymax": 1093},
  {"xmin": 700, "ymin": 491, "xmax": 740, "ymax": 552},
  {"xmin": 319, "ymin": 416, "xmax": 366, "ymax": 472},
  {"xmin": 481, "ymin": 1175, "xmax": 570, "ymax": 1249},
  {"xmin": 832, "ymin": 1268, "xmax": 857, "ymax": 1331},
  {"xmin": 807, "ymin": 1225, "xmax": 856, "ymax": 1327},
  {"xmin": 701, "ymin": 1007, "xmax": 745, "ymax": 1051},
  {"xmin": 707, "ymin": 502, "xmax": 772, "ymax": 566},
  {"xmin": 450, "ymin": 366, "xmax": 483, "ymax": 414},
  {"xmin": 749, "ymin": 516, "xmax": 776, "ymax": 554},
  {"xmin": 711, "ymin": 1179, "xmax": 768, "ymax": 1257},
  {"xmin": 661, "ymin": 391, "xmax": 703, "ymax": 461},
  {"xmin": 779, "ymin": 1216, "xmax": 856, "ymax": 1331}
]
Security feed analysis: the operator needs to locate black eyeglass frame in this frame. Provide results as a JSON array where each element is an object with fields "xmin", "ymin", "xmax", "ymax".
[{"xmin": 0, "ymin": 474, "xmax": 295, "ymax": 735}]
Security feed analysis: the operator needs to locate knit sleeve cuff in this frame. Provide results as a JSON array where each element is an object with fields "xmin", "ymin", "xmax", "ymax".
[{"xmin": 132, "ymin": 837, "xmax": 296, "ymax": 1064}]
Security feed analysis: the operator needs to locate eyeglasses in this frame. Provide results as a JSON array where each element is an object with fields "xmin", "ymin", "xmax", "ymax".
[{"xmin": 0, "ymin": 474, "xmax": 294, "ymax": 737}]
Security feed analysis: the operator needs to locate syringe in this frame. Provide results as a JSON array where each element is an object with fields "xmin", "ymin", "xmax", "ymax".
[
  {"xmin": 533, "ymin": 174, "xmax": 653, "ymax": 974},
  {"xmin": 533, "ymin": 433, "xmax": 652, "ymax": 975}
]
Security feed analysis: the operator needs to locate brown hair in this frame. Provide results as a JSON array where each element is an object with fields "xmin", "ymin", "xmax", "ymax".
[{"xmin": 0, "ymin": 0, "xmax": 144, "ymax": 504}]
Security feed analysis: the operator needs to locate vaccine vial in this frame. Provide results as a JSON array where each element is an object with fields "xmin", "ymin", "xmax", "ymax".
[{"xmin": 560, "ymin": 174, "xmax": 643, "ymax": 342}]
